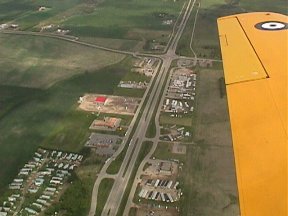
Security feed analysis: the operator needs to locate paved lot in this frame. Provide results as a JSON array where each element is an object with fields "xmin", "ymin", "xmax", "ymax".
[
  {"xmin": 79, "ymin": 94, "xmax": 140, "ymax": 115},
  {"xmin": 85, "ymin": 133, "xmax": 122, "ymax": 156}
]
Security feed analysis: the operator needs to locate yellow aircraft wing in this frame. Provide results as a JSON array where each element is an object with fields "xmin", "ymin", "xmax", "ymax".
[{"xmin": 217, "ymin": 12, "xmax": 287, "ymax": 216}]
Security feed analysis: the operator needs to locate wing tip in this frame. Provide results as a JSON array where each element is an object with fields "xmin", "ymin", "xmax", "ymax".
[{"xmin": 217, "ymin": 12, "xmax": 286, "ymax": 22}]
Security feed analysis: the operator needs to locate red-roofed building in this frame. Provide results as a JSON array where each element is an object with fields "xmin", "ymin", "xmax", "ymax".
[{"xmin": 95, "ymin": 96, "xmax": 107, "ymax": 103}]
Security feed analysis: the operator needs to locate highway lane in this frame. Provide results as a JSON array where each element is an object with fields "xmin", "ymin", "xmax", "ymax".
[
  {"xmin": 100, "ymin": 0, "xmax": 197, "ymax": 215},
  {"xmin": 170, "ymin": 0, "xmax": 196, "ymax": 54},
  {"xmin": 0, "ymin": 0, "xmax": 221, "ymax": 214},
  {"xmin": 1, "ymin": 30, "xmax": 135, "ymax": 56},
  {"xmin": 88, "ymin": 60, "xmax": 162, "ymax": 216},
  {"xmin": 0, "ymin": 30, "xmax": 222, "ymax": 63},
  {"xmin": 101, "ymin": 58, "xmax": 172, "ymax": 216},
  {"xmin": 122, "ymin": 66, "xmax": 175, "ymax": 215},
  {"xmin": 189, "ymin": 2, "xmax": 201, "ymax": 59}
]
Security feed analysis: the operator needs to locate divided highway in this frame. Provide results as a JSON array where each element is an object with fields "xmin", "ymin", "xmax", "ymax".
[
  {"xmin": 98, "ymin": 0, "xmax": 197, "ymax": 215},
  {"xmin": 0, "ymin": 0, "xmax": 222, "ymax": 215}
]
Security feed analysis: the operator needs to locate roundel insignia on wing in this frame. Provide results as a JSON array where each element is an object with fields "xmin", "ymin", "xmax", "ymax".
[{"xmin": 255, "ymin": 21, "xmax": 288, "ymax": 30}]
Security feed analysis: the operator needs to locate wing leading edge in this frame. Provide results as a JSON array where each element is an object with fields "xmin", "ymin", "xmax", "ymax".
[{"xmin": 218, "ymin": 12, "xmax": 287, "ymax": 216}]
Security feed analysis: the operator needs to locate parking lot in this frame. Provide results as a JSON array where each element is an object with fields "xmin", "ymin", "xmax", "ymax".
[
  {"xmin": 79, "ymin": 94, "xmax": 141, "ymax": 115},
  {"xmin": 85, "ymin": 133, "xmax": 122, "ymax": 156},
  {"xmin": 138, "ymin": 178, "xmax": 181, "ymax": 203},
  {"xmin": 162, "ymin": 68, "xmax": 196, "ymax": 114}
]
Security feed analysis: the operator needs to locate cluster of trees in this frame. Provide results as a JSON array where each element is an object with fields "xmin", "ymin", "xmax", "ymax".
[{"xmin": 44, "ymin": 177, "xmax": 90, "ymax": 216}]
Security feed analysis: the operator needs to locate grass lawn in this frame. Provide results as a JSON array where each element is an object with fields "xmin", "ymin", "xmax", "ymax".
[
  {"xmin": 176, "ymin": 0, "xmax": 199, "ymax": 57},
  {"xmin": 0, "ymin": 34, "xmax": 124, "ymax": 88},
  {"xmin": 160, "ymin": 113, "xmax": 193, "ymax": 126},
  {"xmin": 112, "ymin": 59, "xmax": 151, "ymax": 97},
  {"xmin": 153, "ymin": 142, "xmax": 186, "ymax": 162},
  {"xmin": 121, "ymin": 69, "xmax": 151, "ymax": 83},
  {"xmin": 63, "ymin": 0, "xmax": 184, "ymax": 40},
  {"xmin": 239, "ymin": 0, "xmax": 288, "ymax": 14},
  {"xmin": 178, "ymin": 0, "xmax": 287, "ymax": 58},
  {"xmin": 178, "ymin": 68, "xmax": 239, "ymax": 215},
  {"xmin": 41, "ymin": 110, "xmax": 96, "ymax": 152},
  {"xmin": 106, "ymin": 142, "xmax": 129, "ymax": 175},
  {"xmin": 116, "ymin": 141, "xmax": 153, "ymax": 216},
  {"xmin": 145, "ymin": 113, "xmax": 157, "ymax": 138},
  {"xmin": 1, "ymin": 0, "xmax": 185, "ymax": 48},
  {"xmin": 129, "ymin": 207, "xmax": 137, "ymax": 216},
  {"xmin": 0, "ymin": 0, "xmax": 81, "ymax": 30},
  {"xmin": 95, "ymin": 178, "xmax": 115, "ymax": 216},
  {"xmin": 0, "ymin": 85, "xmax": 43, "ymax": 119},
  {"xmin": 79, "ymin": 36, "xmax": 139, "ymax": 51},
  {"xmin": 113, "ymin": 87, "xmax": 146, "ymax": 98}
]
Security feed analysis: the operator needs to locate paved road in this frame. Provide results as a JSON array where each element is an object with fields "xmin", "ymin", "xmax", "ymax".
[
  {"xmin": 122, "ymin": 67, "xmax": 176, "ymax": 216},
  {"xmin": 0, "ymin": 30, "xmax": 221, "ymax": 63},
  {"xmin": 87, "ymin": 60, "xmax": 162, "ymax": 216},
  {"xmin": 99, "ymin": 0, "xmax": 197, "ymax": 215},
  {"xmin": 102, "ymin": 62, "xmax": 171, "ymax": 215},
  {"xmin": 0, "ymin": 1, "xmax": 220, "ymax": 214},
  {"xmin": 189, "ymin": 2, "xmax": 201, "ymax": 59}
]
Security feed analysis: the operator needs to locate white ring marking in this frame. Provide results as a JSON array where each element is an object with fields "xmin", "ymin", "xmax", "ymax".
[{"xmin": 261, "ymin": 22, "xmax": 285, "ymax": 30}]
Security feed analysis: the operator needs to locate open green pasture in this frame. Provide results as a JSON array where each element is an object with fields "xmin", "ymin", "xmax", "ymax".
[
  {"xmin": 95, "ymin": 178, "xmax": 115, "ymax": 216},
  {"xmin": 0, "ymin": 0, "xmax": 81, "ymax": 29},
  {"xmin": 153, "ymin": 142, "xmax": 186, "ymax": 162},
  {"xmin": 62, "ymin": 0, "xmax": 184, "ymax": 39},
  {"xmin": 0, "ymin": 85, "xmax": 42, "ymax": 119},
  {"xmin": 1, "ymin": 0, "xmax": 185, "ymax": 51},
  {"xmin": 0, "ymin": 35, "xmax": 132, "ymax": 196},
  {"xmin": 0, "ymin": 34, "xmax": 124, "ymax": 88},
  {"xmin": 177, "ymin": 0, "xmax": 287, "ymax": 58}
]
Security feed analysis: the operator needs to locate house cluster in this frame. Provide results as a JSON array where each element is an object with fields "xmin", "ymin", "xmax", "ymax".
[
  {"xmin": 138, "ymin": 178, "xmax": 182, "ymax": 203},
  {"xmin": 133, "ymin": 58, "xmax": 157, "ymax": 77},
  {"xmin": 0, "ymin": 23, "xmax": 18, "ymax": 30},
  {"xmin": 89, "ymin": 117, "xmax": 122, "ymax": 131},
  {"xmin": 162, "ymin": 19, "xmax": 173, "ymax": 25},
  {"xmin": 160, "ymin": 125, "xmax": 191, "ymax": 142},
  {"xmin": 0, "ymin": 149, "xmax": 83, "ymax": 216},
  {"xmin": 163, "ymin": 69, "xmax": 197, "ymax": 115},
  {"xmin": 118, "ymin": 81, "xmax": 148, "ymax": 89}
]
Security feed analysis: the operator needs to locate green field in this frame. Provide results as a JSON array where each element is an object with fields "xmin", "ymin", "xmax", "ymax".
[
  {"xmin": 0, "ymin": 0, "xmax": 81, "ymax": 30},
  {"xmin": 177, "ymin": 0, "xmax": 288, "ymax": 58},
  {"xmin": 95, "ymin": 178, "xmax": 115, "ymax": 216},
  {"xmin": 160, "ymin": 113, "xmax": 193, "ymax": 126},
  {"xmin": 129, "ymin": 207, "xmax": 137, "ymax": 216},
  {"xmin": 113, "ymin": 63, "xmax": 151, "ymax": 97},
  {"xmin": 0, "ymin": 34, "xmax": 137, "ymax": 196},
  {"xmin": 80, "ymin": 37, "xmax": 140, "ymax": 52},
  {"xmin": 177, "ymin": 69, "xmax": 239, "ymax": 215},
  {"xmin": 116, "ymin": 141, "xmax": 153, "ymax": 216},
  {"xmin": 62, "ymin": 0, "xmax": 183, "ymax": 40},
  {"xmin": 0, "ymin": 34, "xmax": 124, "ymax": 88},
  {"xmin": 1, "ymin": 0, "xmax": 185, "ymax": 52},
  {"xmin": 153, "ymin": 142, "xmax": 186, "ymax": 162}
]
